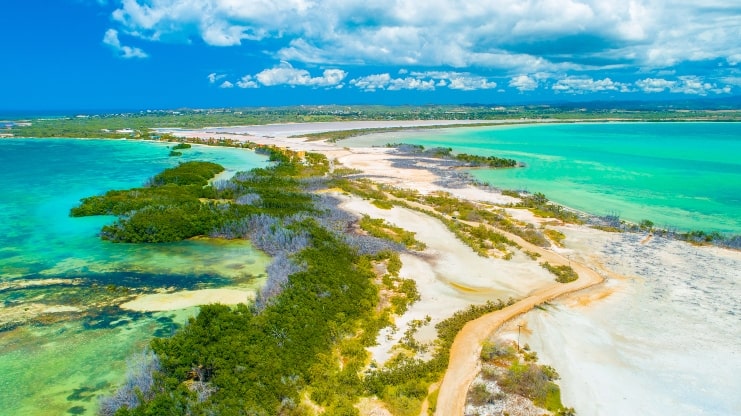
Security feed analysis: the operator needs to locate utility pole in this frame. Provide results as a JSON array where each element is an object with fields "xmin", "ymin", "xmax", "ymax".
[{"xmin": 517, "ymin": 324, "xmax": 523, "ymax": 350}]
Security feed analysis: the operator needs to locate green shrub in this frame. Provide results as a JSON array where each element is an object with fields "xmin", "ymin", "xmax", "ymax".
[{"xmin": 540, "ymin": 262, "xmax": 578, "ymax": 283}]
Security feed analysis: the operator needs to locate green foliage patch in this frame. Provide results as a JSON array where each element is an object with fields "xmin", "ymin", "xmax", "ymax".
[
  {"xmin": 541, "ymin": 262, "xmax": 578, "ymax": 283},
  {"xmin": 519, "ymin": 192, "xmax": 583, "ymax": 224},
  {"xmin": 365, "ymin": 299, "xmax": 514, "ymax": 415},
  {"xmin": 70, "ymin": 161, "xmax": 226, "ymax": 243},
  {"xmin": 478, "ymin": 340, "xmax": 574, "ymax": 414},
  {"xmin": 359, "ymin": 215, "xmax": 426, "ymax": 251}
]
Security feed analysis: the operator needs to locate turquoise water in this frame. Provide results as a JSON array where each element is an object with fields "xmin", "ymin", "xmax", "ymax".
[
  {"xmin": 0, "ymin": 138, "xmax": 270, "ymax": 415},
  {"xmin": 349, "ymin": 122, "xmax": 741, "ymax": 234}
]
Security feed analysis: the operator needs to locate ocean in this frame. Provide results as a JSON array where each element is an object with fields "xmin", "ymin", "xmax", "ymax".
[
  {"xmin": 345, "ymin": 122, "xmax": 741, "ymax": 234},
  {"xmin": 0, "ymin": 138, "xmax": 269, "ymax": 415}
]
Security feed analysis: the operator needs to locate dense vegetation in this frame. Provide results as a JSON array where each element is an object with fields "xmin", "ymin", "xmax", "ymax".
[
  {"xmin": 474, "ymin": 340, "xmax": 575, "ymax": 415},
  {"xmin": 71, "ymin": 161, "xmax": 226, "ymax": 242},
  {"xmin": 358, "ymin": 215, "xmax": 426, "ymax": 251},
  {"xmin": 541, "ymin": 262, "xmax": 579, "ymax": 283},
  {"xmin": 89, "ymin": 147, "xmax": 378, "ymax": 414},
  {"xmin": 130, "ymin": 224, "xmax": 378, "ymax": 415},
  {"xmin": 366, "ymin": 299, "xmax": 514, "ymax": 415},
  {"xmin": 169, "ymin": 142, "xmax": 192, "ymax": 156},
  {"xmin": 88, "ymin": 144, "xmax": 514, "ymax": 416},
  {"xmin": 515, "ymin": 192, "xmax": 584, "ymax": 224},
  {"xmin": 387, "ymin": 143, "xmax": 518, "ymax": 168}
]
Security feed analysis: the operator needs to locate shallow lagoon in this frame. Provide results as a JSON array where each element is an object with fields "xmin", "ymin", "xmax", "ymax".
[
  {"xmin": 0, "ymin": 138, "xmax": 270, "ymax": 415},
  {"xmin": 343, "ymin": 122, "xmax": 741, "ymax": 415},
  {"xmin": 344, "ymin": 122, "xmax": 741, "ymax": 234}
]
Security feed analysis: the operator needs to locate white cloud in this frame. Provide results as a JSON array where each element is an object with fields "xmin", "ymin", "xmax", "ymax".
[
  {"xmin": 236, "ymin": 75, "xmax": 259, "ymax": 89},
  {"xmin": 672, "ymin": 76, "xmax": 710, "ymax": 95},
  {"xmin": 509, "ymin": 75, "xmax": 538, "ymax": 92},
  {"xmin": 107, "ymin": 2, "xmax": 741, "ymax": 93},
  {"xmin": 414, "ymin": 71, "xmax": 498, "ymax": 90},
  {"xmin": 219, "ymin": 81, "xmax": 234, "ymax": 88},
  {"xmin": 231, "ymin": 62, "xmax": 346, "ymax": 89},
  {"xmin": 635, "ymin": 76, "xmax": 729, "ymax": 95},
  {"xmin": 102, "ymin": 28, "xmax": 148, "ymax": 59},
  {"xmin": 721, "ymin": 76, "xmax": 741, "ymax": 87},
  {"xmin": 635, "ymin": 77, "xmax": 675, "ymax": 93},
  {"xmin": 388, "ymin": 77, "xmax": 436, "ymax": 91},
  {"xmin": 208, "ymin": 73, "xmax": 227, "ymax": 84},
  {"xmin": 552, "ymin": 76, "xmax": 630, "ymax": 94},
  {"xmin": 350, "ymin": 73, "xmax": 392, "ymax": 92},
  {"xmin": 108, "ymin": 1, "xmax": 741, "ymax": 75},
  {"xmin": 254, "ymin": 62, "xmax": 346, "ymax": 87},
  {"xmin": 447, "ymin": 75, "xmax": 497, "ymax": 91},
  {"xmin": 349, "ymin": 71, "xmax": 496, "ymax": 92}
]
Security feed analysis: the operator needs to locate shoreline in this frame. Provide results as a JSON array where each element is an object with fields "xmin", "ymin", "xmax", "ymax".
[
  {"xmin": 25, "ymin": 131, "xmax": 740, "ymax": 242},
  {"xmin": 159, "ymin": 120, "xmax": 738, "ymax": 415},
  {"xmin": 5, "ymin": 121, "xmax": 740, "ymax": 415},
  {"xmin": 335, "ymin": 122, "xmax": 741, "ymax": 241}
]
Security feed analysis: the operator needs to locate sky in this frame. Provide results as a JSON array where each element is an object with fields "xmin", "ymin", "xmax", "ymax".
[{"xmin": 2, "ymin": 0, "xmax": 741, "ymax": 111}]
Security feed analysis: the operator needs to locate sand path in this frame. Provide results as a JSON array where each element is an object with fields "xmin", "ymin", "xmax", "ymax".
[{"xmin": 433, "ymin": 219, "xmax": 605, "ymax": 416}]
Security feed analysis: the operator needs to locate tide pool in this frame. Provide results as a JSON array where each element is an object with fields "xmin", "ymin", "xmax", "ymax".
[
  {"xmin": 0, "ymin": 138, "xmax": 270, "ymax": 415},
  {"xmin": 345, "ymin": 122, "xmax": 741, "ymax": 234}
]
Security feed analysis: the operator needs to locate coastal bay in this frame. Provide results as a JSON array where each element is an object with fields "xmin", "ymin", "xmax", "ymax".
[
  {"xmin": 342, "ymin": 122, "xmax": 741, "ymax": 235},
  {"xmin": 0, "ymin": 138, "xmax": 270, "ymax": 415},
  {"xmin": 2, "ymin": 120, "xmax": 739, "ymax": 415}
]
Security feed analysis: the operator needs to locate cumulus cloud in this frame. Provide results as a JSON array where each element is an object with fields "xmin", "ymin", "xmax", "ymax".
[
  {"xmin": 349, "ymin": 71, "xmax": 496, "ymax": 92},
  {"xmin": 349, "ymin": 74, "xmax": 392, "ymax": 92},
  {"xmin": 635, "ymin": 76, "xmax": 730, "ymax": 95},
  {"xmin": 721, "ymin": 76, "xmax": 741, "ymax": 87},
  {"xmin": 219, "ymin": 80, "xmax": 234, "ymax": 88},
  {"xmin": 254, "ymin": 62, "xmax": 347, "ymax": 87},
  {"xmin": 509, "ymin": 75, "xmax": 539, "ymax": 92},
  {"xmin": 447, "ymin": 75, "xmax": 497, "ymax": 91},
  {"xmin": 102, "ymin": 28, "xmax": 148, "ymax": 59},
  {"xmin": 232, "ymin": 62, "xmax": 346, "ymax": 89},
  {"xmin": 208, "ymin": 73, "xmax": 227, "ymax": 84},
  {"xmin": 109, "ymin": 2, "xmax": 741, "ymax": 95},
  {"xmin": 388, "ymin": 77, "xmax": 436, "ymax": 91},
  {"xmin": 635, "ymin": 77, "xmax": 675, "ymax": 93},
  {"xmin": 236, "ymin": 75, "xmax": 259, "ymax": 89},
  {"xmin": 552, "ymin": 76, "xmax": 631, "ymax": 94},
  {"xmin": 107, "ymin": 1, "xmax": 741, "ymax": 75}
]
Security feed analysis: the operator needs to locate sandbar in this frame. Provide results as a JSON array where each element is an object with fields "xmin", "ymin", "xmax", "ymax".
[{"xmin": 119, "ymin": 288, "xmax": 255, "ymax": 312}]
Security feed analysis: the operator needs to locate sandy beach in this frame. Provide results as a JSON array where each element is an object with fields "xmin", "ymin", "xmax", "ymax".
[
  {"xmin": 119, "ymin": 288, "xmax": 256, "ymax": 312},
  {"xmin": 160, "ymin": 121, "xmax": 741, "ymax": 416}
]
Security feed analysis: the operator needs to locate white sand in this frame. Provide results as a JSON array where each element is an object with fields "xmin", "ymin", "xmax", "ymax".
[
  {"xmin": 119, "ymin": 288, "xmax": 255, "ymax": 312},
  {"xmin": 338, "ymin": 194, "xmax": 555, "ymax": 364},
  {"xmin": 160, "ymin": 120, "xmax": 740, "ymax": 415},
  {"xmin": 508, "ymin": 227, "xmax": 741, "ymax": 416}
]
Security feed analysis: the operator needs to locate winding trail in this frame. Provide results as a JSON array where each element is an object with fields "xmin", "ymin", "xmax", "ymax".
[{"xmin": 432, "ymin": 219, "xmax": 605, "ymax": 416}]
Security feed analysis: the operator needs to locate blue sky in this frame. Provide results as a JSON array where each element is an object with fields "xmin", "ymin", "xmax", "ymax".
[{"xmin": 2, "ymin": 0, "xmax": 741, "ymax": 111}]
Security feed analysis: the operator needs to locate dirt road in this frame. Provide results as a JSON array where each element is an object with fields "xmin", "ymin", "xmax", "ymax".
[{"xmin": 433, "ymin": 221, "xmax": 605, "ymax": 416}]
